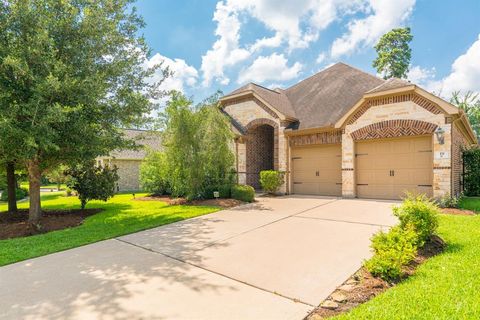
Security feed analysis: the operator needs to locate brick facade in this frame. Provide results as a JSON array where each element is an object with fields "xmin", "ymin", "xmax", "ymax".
[
  {"xmin": 246, "ymin": 124, "xmax": 275, "ymax": 188},
  {"xmin": 110, "ymin": 159, "xmax": 142, "ymax": 191},
  {"xmin": 289, "ymin": 130, "xmax": 342, "ymax": 146},
  {"xmin": 350, "ymin": 119, "xmax": 438, "ymax": 141}
]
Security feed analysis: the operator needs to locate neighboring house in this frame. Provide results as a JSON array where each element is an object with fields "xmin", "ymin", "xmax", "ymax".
[
  {"xmin": 220, "ymin": 62, "xmax": 478, "ymax": 200},
  {"xmin": 97, "ymin": 129, "xmax": 161, "ymax": 192}
]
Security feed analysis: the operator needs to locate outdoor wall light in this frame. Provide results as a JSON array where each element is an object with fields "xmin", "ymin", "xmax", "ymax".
[{"xmin": 435, "ymin": 127, "xmax": 445, "ymax": 145}]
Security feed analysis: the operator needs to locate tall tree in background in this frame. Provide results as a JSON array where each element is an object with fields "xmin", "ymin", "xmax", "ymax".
[
  {"xmin": 373, "ymin": 27, "xmax": 413, "ymax": 79},
  {"xmin": 450, "ymin": 91, "xmax": 480, "ymax": 138},
  {"xmin": 0, "ymin": 0, "xmax": 167, "ymax": 229}
]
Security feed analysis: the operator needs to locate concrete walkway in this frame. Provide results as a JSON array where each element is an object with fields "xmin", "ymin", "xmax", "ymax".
[{"xmin": 0, "ymin": 196, "xmax": 397, "ymax": 320}]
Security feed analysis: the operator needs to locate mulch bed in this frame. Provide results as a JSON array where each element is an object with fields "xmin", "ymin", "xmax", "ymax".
[
  {"xmin": 307, "ymin": 235, "xmax": 446, "ymax": 319},
  {"xmin": 0, "ymin": 208, "xmax": 102, "ymax": 240},
  {"xmin": 440, "ymin": 208, "xmax": 476, "ymax": 216},
  {"xmin": 134, "ymin": 195, "xmax": 245, "ymax": 208}
]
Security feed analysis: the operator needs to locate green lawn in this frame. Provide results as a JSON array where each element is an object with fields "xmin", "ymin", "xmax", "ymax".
[
  {"xmin": 459, "ymin": 197, "xmax": 480, "ymax": 213},
  {"xmin": 0, "ymin": 192, "xmax": 220, "ymax": 266},
  {"xmin": 334, "ymin": 213, "xmax": 480, "ymax": 319}
]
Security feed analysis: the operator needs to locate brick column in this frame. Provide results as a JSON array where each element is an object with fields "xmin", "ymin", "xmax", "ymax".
[
  {"xmin": 433, "ymin": 123, "xmax": 452, "ymax": 198},
  {"xmin": 237, "ymin": 139, "xmax": 247, "ymax": 185},
  {"xmin": 278, "ymin": 124, "xmax": 288, "ymax": 194},
  {"xmin": 342, "ymin": 132, "xmax": 355, "ymax": 198}
]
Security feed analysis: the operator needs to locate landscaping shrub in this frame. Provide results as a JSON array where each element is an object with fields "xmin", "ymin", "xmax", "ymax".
[
  {"xmin": 393, "ymin": 193, "xmax": 439, "ymax": 246},
  {"xmin": 463, "ymin": 147, "xmax": 480, "ymax": 196},
  {"xmin": 67, "ymin": 161, "xmax": 119, "ymax": 209},
  {"xmin": 364, "ymin": 225, "xmax": 418, "ymax": 281},
  {"xmin": 0, "ymin": 187, "xmax": 28, "ymax": 201},
  {"xmin": 437, "ymin": 192, "xmax": 462, "ymax": 208},
  {"xmin": 259, "ymin": 170, "xmax": 284, "ymax": 194},
  {"xmin": 140, "ymin": 151, "xmax": 170, "ymax": 195},
  {"xmin": 231, "ymin": 185, "xmax": 255, "ymax": 202},
  {"xmin": 202, "ymin": 184, "xmax": 232, "ymax": 199}
]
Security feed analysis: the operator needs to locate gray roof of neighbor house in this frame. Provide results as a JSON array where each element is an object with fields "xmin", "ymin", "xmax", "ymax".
[
  {"xmin": 223, "ymin": 62, "xmax": 387, "ymax": 130},
  {"xmin": 108, "ymin": 129, "xmax": 162, "ymax": 160}
]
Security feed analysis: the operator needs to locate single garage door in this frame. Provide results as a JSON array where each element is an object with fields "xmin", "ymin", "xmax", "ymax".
[
  {"xmin": 291, "ymin": 144, "xmax": 342, "ymax": 196},
  {"xmin": 356, "ymin": 136, "xmax": 433, "ymax": 200}
]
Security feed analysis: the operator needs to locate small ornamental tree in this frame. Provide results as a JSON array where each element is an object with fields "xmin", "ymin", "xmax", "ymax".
[
  {"xmin": 140, "ymin": 151, "xmax": 170, "ymax": 195},
  {"xmin": 67, "ymin": 161, "xmax": 119, "ymax": 209}
]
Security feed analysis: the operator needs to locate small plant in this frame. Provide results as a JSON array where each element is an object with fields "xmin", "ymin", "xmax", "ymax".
[
  {"xmin": 364, "ymin": 225, "xmax": 418, "ymax": 281},
  {"xmin": 259, "ymin": 170, "xmax": 284, "ymax": 194},
  {"xmin": 231, "ymin": 185, "xmax": 255, "ymax": 202},
  {"xmin": 437, "ymin": 192, "xmax": 463, "ymax": 208},
  {"xmin": 67, "ymin": 161, "xmax": 119, "ymax": 209},
  {"xmin": 393, "ymin": 193, "xmax": 439, "ymax": 246},
  {"xmin": 65, "ymin": 187, "xmax": 73, "ymax": 197}
]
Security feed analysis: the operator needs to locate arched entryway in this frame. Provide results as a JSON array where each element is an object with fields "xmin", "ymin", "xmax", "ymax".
[{"xmin": 245, "ymin": 119, "xmax": 278, "ymax": 189}]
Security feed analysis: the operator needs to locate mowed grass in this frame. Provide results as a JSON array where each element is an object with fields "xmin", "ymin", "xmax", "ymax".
[
  {"xmin": 334, "ymin": 213, "xmax": 480, "ymax": 320},
  {"xmin": 459, "ymin": 197, "xmax": 480, "ymax": 213},
  {"xmin": 0, "ymin": 192, "xmax": 220, "ymax": 266}
]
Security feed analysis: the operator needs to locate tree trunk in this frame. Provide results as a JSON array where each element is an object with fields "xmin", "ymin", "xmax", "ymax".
[
  {"xmin": 27, "ymin": 159, "xmax": 42, "ymax": 229},
  {"xmin": 6, "ymin": 161, "xmax": 17, "ymax": 214}
]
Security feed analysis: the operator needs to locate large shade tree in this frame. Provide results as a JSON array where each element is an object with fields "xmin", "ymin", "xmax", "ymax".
[
  {"xmin": 373, "ymin": 27, "xmax": 413, "ymax": 79},
  {"xmin": 0, "ymin": 0, "xmax": 167, "ymax": 228}
]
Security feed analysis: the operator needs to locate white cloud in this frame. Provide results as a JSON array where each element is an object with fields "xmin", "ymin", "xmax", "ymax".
[
  {"xmin": 201, "ymin": 1, "xmax": 250, "ymax": 86},
  {"xmin": 316, "ymin": 52, "xmax": 327, "ymax": 64},
  {"xmin": 331, "ymin": 0, "xmax": 416, "ymax": 58},
  {"xmin": 407, "ymin": 65, "xmax": 436, "ymax": 85},
  {"xmin": 409, "ymin": 35, "xmax": 480, "ymax": 98},
  {"xmin": 432, "ymin": 34, "xmax": 480, "ymax": 96},
  {"xmin": 201, "ymin": 0, "xmax": 368, "ymax": 86},
  {"xmin": 237, "ymin": 53, "xmax": 302, "ymax": 84},
  {"xmin": 146, "ymin": 53, "xmax": 198, "ymax": 93}
]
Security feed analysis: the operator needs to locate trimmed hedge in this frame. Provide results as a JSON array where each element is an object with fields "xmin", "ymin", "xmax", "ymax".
[
  {"xmin": 259, "ymin": 170, "xmax": 284, "ymax": 194},
  {"xmin": 202, "ymin": 184, "xmax": 232, "ymax": 199},
  {"xmin": 463, "ymin": 147, "xmax": 480, "ymax": 196},
  {"xmin": 231, "ymin": 184, "xmax": 255, "ymax": 202}
]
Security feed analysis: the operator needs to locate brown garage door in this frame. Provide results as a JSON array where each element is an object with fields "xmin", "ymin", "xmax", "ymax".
[
  {"xmin": 291, "ymin": 144, "xmax": 342, "ymax": 196},
  {"xmin": 356, "ymin": 136, "xmax": 433, "ymax": 200}
]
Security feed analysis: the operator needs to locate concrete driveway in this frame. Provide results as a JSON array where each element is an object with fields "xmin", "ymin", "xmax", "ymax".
[{"xmin": 0, "ymin": 196, "xmax": 397, "ymax": 320}]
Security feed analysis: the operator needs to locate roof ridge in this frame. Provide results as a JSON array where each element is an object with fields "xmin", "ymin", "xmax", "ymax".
[{"xmin": 249, "ymin": 82, "xmax": 283, "ymax": 94}]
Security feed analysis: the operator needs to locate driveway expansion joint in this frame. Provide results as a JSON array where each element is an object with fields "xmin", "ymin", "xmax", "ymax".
[
  {"xmin": 293, "ymin": 215, "xmax": 391, "ymax": 228},
  {"xmin": 114, "ymin": 237, "xmax": 315, "ymax": 308}
]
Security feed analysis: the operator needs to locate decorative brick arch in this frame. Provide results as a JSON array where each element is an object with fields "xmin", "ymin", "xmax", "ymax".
[
  {"xmin": 244, "ymin": 118, "xmax": 279, "ymax": 189},
  {"xmin": 347, "ymin": 93, "xmax": 444, "ymax": 125},
  {"xmin": 350, "ymin": 119, "xmax": 438, "ymax": 141}
]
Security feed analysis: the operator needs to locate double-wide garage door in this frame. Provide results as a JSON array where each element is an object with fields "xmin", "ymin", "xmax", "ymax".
[
  {"xmin": 356, "ymin": 136, "xmax": 433, "ymax": 199},
  {"xmin": 291, "ymin": 144, "xmax": 342, "ymax": 196}
]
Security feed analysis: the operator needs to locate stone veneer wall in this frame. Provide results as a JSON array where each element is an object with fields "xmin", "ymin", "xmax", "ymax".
[
  {"xmin": 111, "ymin": 159, "xmax": 142, "ymax": 191},
  {"xmin": 451, "ymin": 122, "xmax": 469, "ymax": 196},
  {"xmin": 343, "ymin": 99, "xmax": 450, "ymax": 199},
  {"xmin": 224, "ymin": 99, "xmax": 289, "ymax": 193}
]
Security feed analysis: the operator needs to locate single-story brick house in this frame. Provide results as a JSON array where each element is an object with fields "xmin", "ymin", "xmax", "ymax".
[
  {"xmin": 97, "ymin": 129, "xmax": 161, "ymax": 192},
  {"xmin": 220, "ymin": 62, "xmax": 478, "ymax": 200}
]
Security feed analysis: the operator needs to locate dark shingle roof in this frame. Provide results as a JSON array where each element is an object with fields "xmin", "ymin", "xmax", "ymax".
[
  {"xmin": 284, "ymin": 63, "xmax": 385, "ymax": 129},
  {"xmin": 223, "ymin": 83, "xmax": 296, "ymax": 118},
  {"xmin": 109, "ymin": 129, "xmax": 162, "ymax": 160},
  {"xmin": 366, "ymin": 77, "xmax": 412, "ymax": 94},
  {"xmin": 223, "ymin": 62, "xmax": 386, "ymax": 130}
]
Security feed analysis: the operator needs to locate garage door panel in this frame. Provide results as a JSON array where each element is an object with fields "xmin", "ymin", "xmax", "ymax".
[
  {"xmin": 356, "ymin": 136, "xmax": 433, "ymax": 200},
  {"xmin": 292, "ymin": 144, "xmax": 341, "ymax": 196}
]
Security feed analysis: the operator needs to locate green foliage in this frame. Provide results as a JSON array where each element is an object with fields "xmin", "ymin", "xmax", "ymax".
[
  {"xmin": 373, "ymin": 27, "xmax": 413, "ymax": 79},
  {"xmin": 459, "ymin": 197, "xmax": 480, "ymax": 213},
  {"xmin": 67, "ymin": 161, "xmax": 119, "ymax": 209},
  {"xmin": 160, "ymin": 91, "xmax": 235, "ymax": 200},
  {"xmin": 140, "ymin": 151, "xmax": 170, "ymax": 195},
  {"xmin": 437, "ymin": 192, "xmax": 462, "ymax": 209},
  {"xmin": 259, "ymin": 170, "xmax": 284, "ymax": 194},
  {"xmin": 203, "ymin": 184, "xmax": 232, "ymax": 199},
  {"xmin": 462, "ymin": 147, "xmax": 480, "ymax": 196},
  {"xmin": 393, "ymin": 193, "xmax": 439, "ymax": 246},
  {"xmin": 44, "ymin": 165, "xmax": 70, "ymax": 190},
  {"xmin": 231, "ymin": 185, "xmax": 255, "ymax": 202},
  {"xmin": 0, "ymin": 187, "xmax": 27, "ymax": 201},
  {"xmin": 364, "ymin": 225, "xmax": 418, "ymax": 281},
  {"xmin": 450, "ymin": 91, "xmax": 480, "ymax": 138},
  {"xmin": 0, "ymin": 0, "xmax": 168, "ymax": 217}
]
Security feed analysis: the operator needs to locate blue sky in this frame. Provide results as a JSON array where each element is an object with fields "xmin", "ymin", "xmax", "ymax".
[{"xmin": 135, "ymin": 0, "xmax": 480, "ymax": 102}]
